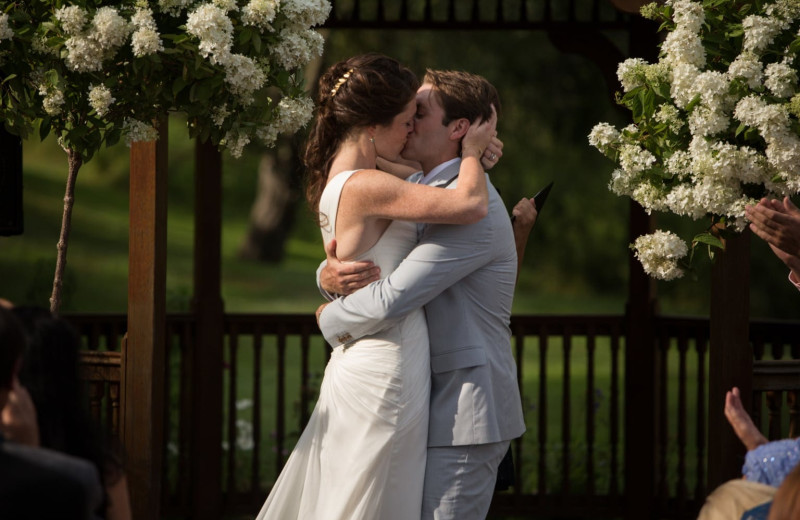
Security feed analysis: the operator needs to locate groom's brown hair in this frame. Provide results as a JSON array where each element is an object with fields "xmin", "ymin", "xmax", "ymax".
[{"xmin": 422, "ymin": 69, "xmax": 501, "ymax": 127}]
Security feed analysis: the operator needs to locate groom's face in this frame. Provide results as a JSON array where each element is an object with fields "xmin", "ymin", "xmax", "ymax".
[{"xmin": 401, "ymin": 83, "xmax": 451, "ymax": 166}]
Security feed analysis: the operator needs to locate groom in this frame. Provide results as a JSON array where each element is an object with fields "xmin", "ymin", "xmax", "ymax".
[{"xmin": 316, "ymin": 69, "xmax": 529, "ymax": 519}]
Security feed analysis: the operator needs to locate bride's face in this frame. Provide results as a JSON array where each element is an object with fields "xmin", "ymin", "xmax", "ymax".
[{"xmin": 371, "ymin": 99, "xmax": 416, "ymax": 161}]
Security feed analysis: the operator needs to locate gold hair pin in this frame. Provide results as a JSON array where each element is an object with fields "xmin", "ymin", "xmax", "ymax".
[{"xmin": 330, "ymin": 68, "xmax": 354, "ymax": 97}]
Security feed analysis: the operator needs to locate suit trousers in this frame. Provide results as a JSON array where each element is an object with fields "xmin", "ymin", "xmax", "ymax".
[{"xmin": 421, "ymin": 440, "xmax": 510, "ymax": 520}]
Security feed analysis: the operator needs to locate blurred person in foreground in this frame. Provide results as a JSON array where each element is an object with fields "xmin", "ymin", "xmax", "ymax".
[
  {"xmin": 698, "ymin": 387, "xmax": 800, "ymax": 520},
  {"xmin": 9, "ymin": 306, "xmax": 131, "ymax": 520},
  {"xmin": 0, "ymin": 304, "xmax": 102, "ymax": 519}
]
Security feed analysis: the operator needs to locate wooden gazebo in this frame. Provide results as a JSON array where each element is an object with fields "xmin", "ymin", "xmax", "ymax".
[{"xmin": 6, "ymin": 1, "xmax": 799, "ymax": 519}]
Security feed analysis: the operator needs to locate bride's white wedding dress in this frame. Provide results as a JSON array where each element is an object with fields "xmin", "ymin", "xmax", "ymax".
[{"xmin": 256, "ymin": 170, "xmax": 430, "ymax": 520}]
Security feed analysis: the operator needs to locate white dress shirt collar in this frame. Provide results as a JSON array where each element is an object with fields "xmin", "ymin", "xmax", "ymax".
[{"xmin": 420, "ymin": 157, "xmax": 460, "ymax": 185}]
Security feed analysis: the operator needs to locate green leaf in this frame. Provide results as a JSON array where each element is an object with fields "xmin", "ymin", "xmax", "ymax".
[
  {"xmin": 685, "ymin": 94, "xmax": 702, "ymax": 112},
  {"xmin": 692, "ymin": 232, "xmax": 724, "ymax": 250},
  {"xmin": 172, "ymin": 77, "xmax": 188, "ymax": 97},
  {"xmin": 252, "ymin": 32, "xmax": 262, "ymax": 54},
  {"xmin": 38, "ymin": 117, "xmax": 51, "ymax": 141}
]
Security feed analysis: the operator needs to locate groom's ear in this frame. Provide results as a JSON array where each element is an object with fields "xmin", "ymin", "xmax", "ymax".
[{"xmin": 448, "ymin": 118, "xmax": 470, "ymax": 141}]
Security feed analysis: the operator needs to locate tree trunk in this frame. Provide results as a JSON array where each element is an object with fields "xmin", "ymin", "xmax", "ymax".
[
  {"xmin": 238, "ymin": 48, "xmax": 325, "ymax": 263},
  {"xmin": 238, "ymin": 143, "xmax": 297, "ymax": 263},
  {"xmin": 50, "ymin": 148, "xmax": 82, "ymax": 314}
]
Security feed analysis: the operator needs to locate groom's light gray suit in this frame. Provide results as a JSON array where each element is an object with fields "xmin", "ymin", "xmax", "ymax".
[{"xmin": 319, "ymin": 160, "xmax": 526, "ymax": 518}]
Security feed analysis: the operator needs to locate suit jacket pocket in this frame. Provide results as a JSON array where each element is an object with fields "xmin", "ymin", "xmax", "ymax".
[{"xmin": 430, "ymin": 346, "xmax": 487, "ymax": 374}]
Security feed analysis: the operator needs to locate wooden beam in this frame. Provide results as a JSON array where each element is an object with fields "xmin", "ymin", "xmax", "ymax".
[
  {"xmin": 190, "ymin": 139, "xmax": 224, "ymax": 518},
  {"xmin": 707, "ymin": 230, "xmax": 752, "ymax": 489},
  {"xmin": 124, "ymin": 118, "xmax": 168, "ymax": 520}
]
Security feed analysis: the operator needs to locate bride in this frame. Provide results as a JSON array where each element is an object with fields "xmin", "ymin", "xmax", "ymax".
[{"xmin": 256, "ymin": 53, "xmax": 495, "ymax": 520}]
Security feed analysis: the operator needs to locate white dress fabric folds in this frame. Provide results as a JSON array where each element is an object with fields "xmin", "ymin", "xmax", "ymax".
[{"xmin": 256, "ymin": 170, "xmax": 430, "ymax": 520}]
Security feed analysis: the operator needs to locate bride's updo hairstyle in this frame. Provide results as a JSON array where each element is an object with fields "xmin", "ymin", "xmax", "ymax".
[{"xmin": 304, "ymin": 53, "xmax": 419, "ymax": 216}]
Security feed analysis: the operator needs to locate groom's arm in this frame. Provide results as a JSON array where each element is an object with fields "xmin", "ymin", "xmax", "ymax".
[
  {"xmin": 318, "ymin": 217, "xmax": 494, "ymax": 346},
  {"xmin": 316, "ymin": 239, "xmax": 381, "ymax": 301}
]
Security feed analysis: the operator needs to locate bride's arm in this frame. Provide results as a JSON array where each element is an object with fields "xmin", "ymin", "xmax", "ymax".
[{"xmin": 345, "ymin": 108, "xmax": 496, "ymax": 225}]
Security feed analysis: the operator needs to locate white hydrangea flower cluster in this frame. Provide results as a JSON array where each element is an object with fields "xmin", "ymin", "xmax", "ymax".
[
  {"xmin": 123, "ymin": 118, "xmax": 159, "ymax": 146},
  {"xmin": 222, "ymin": 130, "xmax": 250, "ymax": 158},
  {"xmin": 242, "ymin": 0, "xmax": 279, "ymax": 30},
  {"xmin": 88, "ymin": 85, "xmax": 115, "ymax": 117},
  {"xmin": 282, "ymin": 0, "xmax": 332, "ymax": 28},
  {"xmin": 41, "ymin": 88, "xmax": 65, "ymax": 116},
  {"xmin": 269, "ymin": 27, "xmax": 325, "ymax": 71},
  {"xmin": 590, "ymin": 0, "xmax": 800, "ymax": 279},
  {"xmin": 272, "ymin": 96, "xmax": 314, "ymax": 134},
  {"xmin": 764, "ymin": 60, "xmax": 797, "ymax": 98},
  {"xmin": 632, "ymin": 231, "xmax": 689, "ymax": 281},
  {"xmin": 0, "ymin": 13, "xmax": 13, "ymax": 41},
  {"xmin": 158, "ymin": 0, "xmax": 195, "ymax": 17},
  {"xmin": 59, "ymin": 6, "xmax": 132, "ymax": 73},
  {"xmin": 131, "ymin": 7, "xmax": 164, "ymax": 57}
]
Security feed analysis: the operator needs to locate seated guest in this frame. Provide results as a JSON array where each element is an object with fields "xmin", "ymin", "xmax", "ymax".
[
  {"xmin": 12, "ymin": 306, "xmax": 131, "ymax": 520},
  {"xmin": 0, "ymin": 305, "xmax": 103, "ymax": 519}
]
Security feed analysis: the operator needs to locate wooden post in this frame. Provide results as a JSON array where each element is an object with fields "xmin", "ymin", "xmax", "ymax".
[
  {"xmin": 124, "ymin": 118, "xmax": 168, "ymax": 520},
  {"xmin": 191, "ymin": 139, "xmax": 224, "ymax": 518},
  {"xmin": 625, "ymin": 201, "xmax": 657, "ymax": 520},
  {"xmin": 0, "ymin": 127, "xmax": 23, "ymax": 236},
  {"xmin": 707, "ymin": 230, "xmax": 752, "ymax": 490},
  {"xmin": 623, "ymin": 14, "xmax": 660, "ymax": 520}
]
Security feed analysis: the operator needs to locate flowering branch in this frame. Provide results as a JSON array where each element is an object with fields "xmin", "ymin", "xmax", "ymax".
[{"xmin": 0, "ymin": 0, "xmax": 330, "ymax": 311}]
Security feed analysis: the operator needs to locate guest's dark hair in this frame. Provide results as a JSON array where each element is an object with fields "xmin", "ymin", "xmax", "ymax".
[
  {"xmin": 304, "ymin": 53, "xmax": 419, "ymax": 217},
  {"xmin": 13, "ymin": 307, "xmax": 124, "ymax": 498},
  {"xmin": 0, "ymin": 306, "xmax": 25, "ymax": 389},
  {"xmin": 422, "ymin": 69, "xmax": 501, "ymax": 126}
]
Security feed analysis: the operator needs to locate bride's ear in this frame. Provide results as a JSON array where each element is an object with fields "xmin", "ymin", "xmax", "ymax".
[{"xmin": 449, "ymin": 118, "xmax": 470, "ymax": 141}]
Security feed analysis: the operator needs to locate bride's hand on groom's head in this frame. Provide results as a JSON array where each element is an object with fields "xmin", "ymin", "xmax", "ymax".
[
  {"xmin": 321, "ymin": 239, "xmax": 381, "ymax": 296},
  {"xmin": 463, "ymin": 105, "xmax": 498, "ymax": 159},
  {"xmin": 481, "ymin": 136, "xmax": 503, "ymax": 171}
]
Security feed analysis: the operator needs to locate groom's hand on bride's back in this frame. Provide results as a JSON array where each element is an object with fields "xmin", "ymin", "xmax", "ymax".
[{"xmin": 320, "ymin": 239, "xmax": 381, "ymax": 296}]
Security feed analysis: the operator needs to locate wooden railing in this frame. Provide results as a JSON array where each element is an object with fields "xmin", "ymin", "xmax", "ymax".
[
  {"xmin": 323, "ymin": 0, "xmax": 631, "ymax": 29},
  {"xmin": 71, "ymin": 312, "xmax": 800, "ymax": 519}
]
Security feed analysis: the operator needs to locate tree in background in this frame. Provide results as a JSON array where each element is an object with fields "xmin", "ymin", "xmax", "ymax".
[{"xmin": 0, "ymin": 0, "xmax": 329, "ymax": 312}]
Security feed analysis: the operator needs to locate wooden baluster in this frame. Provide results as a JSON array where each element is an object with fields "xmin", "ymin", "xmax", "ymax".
[
  {"xmin": 656, "ymin": 332, "xmax": 669, "ymax": 505},
  {"xmin": 543, "ymin": 0, "xmax": 552, "ymax": 21},
  {"xmin": 788, "ymin": 391, "xmax": 799, "ymax": 439},
  {"xmin": 609, "ymin": 329, "xmax": 621, "ymax": 499},
  {"xmin": 514, "ymin": 329, "xmax": 525, "ymax": 496},
  {"xmin": 767, "ymin": 391, "xmax": 782, "ymax": 440},
  {"xmin": 676, "ymin": 335, "xmax": 688, "ymax": 509},
  {"xmin": 251, "ymin": 326, "xmax": 263, "ymax": 499},
  {"xmin": 399, "ymin": 0, "xmax": 408, "ymax": 21},
  {"xmin": 585, "ymin": 329, "xmax": 596, "ymax": 495},
  {"xmin": 275, "ymin": 329, "xmax": 287, "ymax": 475},
  {"xmin": 110, "ymin": 381, "xmax": 120, "ymax": 439},
  {"xmin": 352, "ymin": 0, "xmax": 361, "ymax": 21},
  {"xmin": 376, "ymin": 0, "xmax": 384, "ymax": 21},
  {"xmin": 538, "ymin": 327, "xmax": 548, "ymax": 495},
  {"xmin": 695, "ymin": 333, "xmax": 708, "ymax": 501},
  {"xmin": 495, "ymin": 0, "xmax": 504, "ymax": 22},
  {"xmin": 471, "ymin": 0, "xmax": 479, "ymax": 22},
  {"xmin": 447, "ymin": 0, "xmax": 456, "ymax": 22},
  {"xmin": 89, "ymin": 381, "xmax": 103, "ymax": 425},
  {"xmin": 178, "ymin": 320, "xmax": 193, "ymax": 509},
  {"xmin": 561, "ymin": 332, "xmax": 572, "ymax": 495},
  {"xmin": 423, "ymin": 0, "xmax": 432, "ymax": 22},
  {"xmin": 519, "ymin": 0, "xmax": 529, "ymax": 22},
  {"xmin": 226, "ymin": 326, "xmax": 239, "ymax": 497}
]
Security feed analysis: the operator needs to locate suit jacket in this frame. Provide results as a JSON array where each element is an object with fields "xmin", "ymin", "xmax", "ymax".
[
  {"xmin": 319, "ymin": 160, "xmax": 526, "ymax": 446},
  {"xmin": 0, "ymin": 436, "xmax": 103, "ymax": 519}
]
